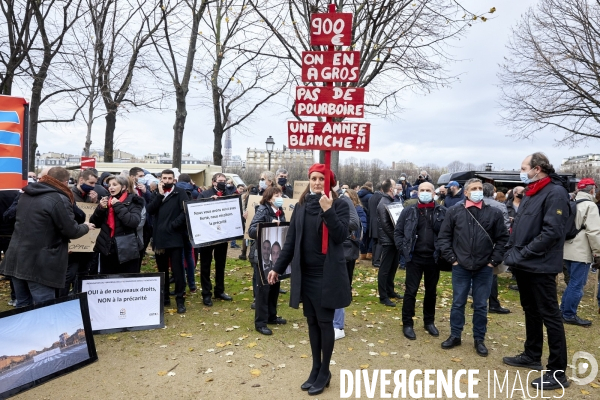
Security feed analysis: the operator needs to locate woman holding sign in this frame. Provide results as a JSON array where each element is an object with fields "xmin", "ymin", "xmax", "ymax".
[
  {"xmin": 248, "ymin": 186, "xmax": 287, "ymax": 336},
  {"xmin": 90, "ymin": 175, "xmax": 143, "ymax": 274},
  {"xmin": 268, "ymin": 164, "xmax": 351, "ymax": 396}
]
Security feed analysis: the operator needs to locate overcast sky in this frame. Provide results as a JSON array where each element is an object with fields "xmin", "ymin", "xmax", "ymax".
[{"xmin": 29, "ymin": 0, "xmax": 593, "ymax": 171}]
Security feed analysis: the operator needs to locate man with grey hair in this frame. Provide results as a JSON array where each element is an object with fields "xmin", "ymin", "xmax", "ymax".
[
  {"xmin": 561, "ymin": 178, "xmax": 600, "ymax": 326},
  {"xmin": 275, "ymin": 168, "xmax": 293, "ymax": 198},
  {"xmin": 438, "ymin": 178, "xmax": 509, "ymax": 357},
  {"xmin": 482, "ymin": 183, "xmax": 511, "ymax": 314}
]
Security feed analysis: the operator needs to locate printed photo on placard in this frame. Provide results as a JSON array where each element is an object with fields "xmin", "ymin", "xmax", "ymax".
[
  {"xmin": 0, "ymin": 294, "xmax": 97, "ymax": 399},
  {"xmin": 257, "ymin": 222, "xmax": 292, "ymax": 285}
]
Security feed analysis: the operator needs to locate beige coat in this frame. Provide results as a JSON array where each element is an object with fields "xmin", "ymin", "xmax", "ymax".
[{"xmin": 563, "ymin": 191, "xmax": 600, "ymax": 263}]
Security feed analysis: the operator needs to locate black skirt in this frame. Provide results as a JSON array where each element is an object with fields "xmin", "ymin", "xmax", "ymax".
[{"xmin": 301, "ymin": 273, "xmax": 334, "ymax": 322}]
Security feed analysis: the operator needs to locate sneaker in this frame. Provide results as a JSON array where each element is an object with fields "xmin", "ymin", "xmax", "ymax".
[
  {"xmin": 531, "ymin": 371, "xmax": 570, "ymax": 390},
  {"xmin": 502, "ymin": 352, "xmax": 542, "ymax": 370},
  {"xmin": 7, "ymin": 299, "xmax": 16, "ymax": 307},
  {"xmin": 334, "ymin": 328, "xmax": 345, "ymax": 340}
]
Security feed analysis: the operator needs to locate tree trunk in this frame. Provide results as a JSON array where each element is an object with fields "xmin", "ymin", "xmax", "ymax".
[
  {"xmin": 172, "ymin": 88, "xmax": 187, "ymax": 171},
  {"xmin": 1, "ymin": 72, "xmax": 13, "ymax": 95},
  {"xmin": 213, "ymin": 120, "xmax": 223, "ymax": 166},
  {"xmin": 103, "ymin": 107, "xmax": 117, "ymax": 162},
  {"xmin": 28, "ymin": 75, "xmax": 44, "ymax": 171}
]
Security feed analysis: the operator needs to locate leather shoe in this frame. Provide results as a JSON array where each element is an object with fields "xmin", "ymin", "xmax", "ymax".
[
  {"xmin": 279, "ymin": 288, "xmax": 287, "ymax": 294},
  {"xmin": 562, "ymin": 314, "xmax": 592, "ymax": 326},
  {"xmin": 424, "ymin": 324, "xmax": 439, "ymax": 337},
  {"xmin": 256, "ymin": 326, "xmax": 272, "ymax": 335},
  {"xmin": 203, "ymin": 296, "xmax": 213, "ymax": 307},
  {"xmin": 474, "ymin": 340, "xmax": 488, "ymax": 357},
  {"xmin": 308, "ymin": 371, "xmax": 331, "ymax": 396},
  {"xmin": 380, "ymin": 299, "xmax": 396, "ymax": 307},
  {"xmin": 509, "ymin": 284, "xmax": 519, "ymax": 291},
  {"xmin": 489, "ymin": 306, "xmax": 511, "ymax": 314},
  {"xmin": 268, "ymin": 317, "xmax": 287, "ymax": 325},
  {"xmin": 250, "ymin": 302, "xmax": 255, "ymax": 310},
  {"xmin": 441, "ymin": 335, "xmax": 461, "ymax": 349},
  {"xmin": 215, "ymin": 293, "xmax": 232, "ymax": 301},
  {"xmin": 403, "ymin": 326, "xmax": 416, "ymax": 340},
  {"xmin": 391, "ymin": 292, "xmax": 404, "ymax": 300}
]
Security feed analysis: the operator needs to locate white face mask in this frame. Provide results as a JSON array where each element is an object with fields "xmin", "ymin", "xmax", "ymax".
[{"xmin": 493, "ymin": 193, "xmax": 497, "ymax": 199}]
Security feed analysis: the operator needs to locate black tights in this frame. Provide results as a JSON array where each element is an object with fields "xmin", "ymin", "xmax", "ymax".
[{"xmin": 306, "ymin": 316, "xmax": 334, "ymax": 386}]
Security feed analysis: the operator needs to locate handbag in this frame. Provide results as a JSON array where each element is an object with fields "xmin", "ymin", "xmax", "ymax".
[{"xmin": 114, "ymin": 233, "xmax": 140, "ymax": 264}]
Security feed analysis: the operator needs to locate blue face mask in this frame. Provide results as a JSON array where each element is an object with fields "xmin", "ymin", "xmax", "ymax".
[
  {"xmin": 259, "ymin": 180, "xmax": 267, "ymax": 190},
  {"xmin": 520, "ymin": 170, "xmax": 539, "ymax": 184},
  {"xmin": 470, "ymin": 191, "xmax": 484, "ymax": 203},
  {"xmin": 137, "ymin": 177, "xmax": 147, "ymax": 185},
  {"xmin": 273, "ymin": 197, "xmax": 284, "ymax": 208},
  {"xmin": 418, "ymin": 192, "xmax": 433, "ymax": 203},
  {"xmin": 80, "ymin": 183, "xmax": 95, "ymax": 193}
]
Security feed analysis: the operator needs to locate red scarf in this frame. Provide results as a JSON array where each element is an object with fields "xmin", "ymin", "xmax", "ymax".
[
  {"xmin": 417, "ymin": 202, "xmax": 435, "ymax": 209},
  {"xmin": 107, "ymin": 192, "xmax": 129, "ymax": 237},
  {"xmin": 275, "ymin": 209, "xmax": 281, "ymax": 218},
  {"xmin": 216, "ymin": 191, "xmax": 223, "ymax": 197},
  {"xmin": 526, "ymin": 176, "xmax": 551, "ymax": 196}
]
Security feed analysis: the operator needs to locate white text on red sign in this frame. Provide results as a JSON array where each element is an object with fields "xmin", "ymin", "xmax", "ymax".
[
  {"xmin": 287, "ymin": 121, "xmax": 370, "ymax": 152},
  {"xmin": 310, "ymin": 13, "xmax": 353, "ymax": 46},
  {"xmin": 295, "ymin": 86, "xmax": 365, "ymax": 118},
  {"xmin": 301, "ymin": 51, "xmax": 360, "ymax": 82}
]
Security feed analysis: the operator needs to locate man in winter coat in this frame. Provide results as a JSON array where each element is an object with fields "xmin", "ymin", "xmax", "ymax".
[
  {"xmin": 376, "ymin": 179, "xmax": 402, "ymax": 306},
  {"xmin": 561, "ymin": 178, "xmax": 600, "ymax": 326},
  {"xmin": 502, "ymin": 152, "xmax": 570, "ymax": 391},
  {"xmin": 368, "ymin": 184, "xmax": 384, "ymax": 266},
  {"xmin": 443, "ymin": 181, "xmax": 465, "ymax": 208},
  {"xmin": 395, "ymin": 182, "xmax": 446, "ymax": 340},
  {"xmin": 438, "ymin": 178, "xmax": 509, "ymax": 358},
  {"xmin": 198, "ymin": 173, "xmax": 234, "ymax": 307},
  {"xmin": 482, "ymin": 183, "xmax": 511, "ymax": 314},
  {"xmin": 0, "ymin": 167, "xmax": 94, "ymax": 306},
  {"xmin": 147, "ymin": 169, "xmax": 189, "ymax": 314},
  {"xmin": 72, "ymin": 169, "xmax": 100, "ymax": 203}
]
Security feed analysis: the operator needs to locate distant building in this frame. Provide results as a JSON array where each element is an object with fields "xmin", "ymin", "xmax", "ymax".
[
  {"xmin": 245, "ymin": 147, "xmax": 315, "ymax": 170},
  {"xmin": 561, "ymin": 154, "xmax": 600, "ymax": 177},
  {"xmin": 223, "ymin": 130, "xmax": 233, "ymax": 166}
]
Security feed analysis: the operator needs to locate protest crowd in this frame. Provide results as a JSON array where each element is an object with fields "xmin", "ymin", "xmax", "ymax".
[{"xmin": 1, "ymin": 151, "xmax": 600, "ymax": 395}]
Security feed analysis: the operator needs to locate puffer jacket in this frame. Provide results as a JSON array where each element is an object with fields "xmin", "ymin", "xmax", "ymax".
[
  {"xmin": 563, "ymin": 191, "xmax": 600, "ymax": 263},
  {"xmin": 504, "ymin": 176, "xmax": 569, "ymax": 274},
  {"xmin": 394, "ymin": 203, "xmax": 447, "ymax": 262},
  {"xmin": 358, "ymin": 187, "xmax": 372, "ymax": 214},
  {"xmin": 90, "ymin": 193, "xmax": 144, "ymax": 255},
  {"xmin": 0, "ymin": 182, "xmax": 89, "ymax": 288},
  {"xmin": 438, "ymin": 201, "xmax": 509, "ymax": 270},
  {"xmin": 376, "ymin": 194, "xmax": 395, "ymax": 245}
]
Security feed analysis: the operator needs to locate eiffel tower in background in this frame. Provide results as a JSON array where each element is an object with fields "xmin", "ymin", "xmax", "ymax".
[{"xmin": 223, "ymin": 121, "xmax": 232, "ymax": 167}]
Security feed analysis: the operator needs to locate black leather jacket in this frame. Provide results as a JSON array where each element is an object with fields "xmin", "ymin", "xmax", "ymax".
[{"xmin": 376, "ymin": 194, "xmax": 395, "ymax": 245}]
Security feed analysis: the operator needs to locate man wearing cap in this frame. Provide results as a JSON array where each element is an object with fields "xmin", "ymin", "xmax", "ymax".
[
  {"xmin": 561, "ymin": 178, "xmax": 600, "ymax": 326},
  {"xmin": 443, "ymin": 181, "xmax": 465, "ymax": 208}
]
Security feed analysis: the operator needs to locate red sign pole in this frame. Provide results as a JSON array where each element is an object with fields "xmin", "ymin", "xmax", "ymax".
[{"xmin": 321, "ymin": 2, "xmax": 337, "ymax": 254}]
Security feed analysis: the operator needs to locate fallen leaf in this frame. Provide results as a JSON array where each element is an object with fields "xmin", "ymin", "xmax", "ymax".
[
  {"xmin": 278, "ymin": 364, "xmax": 286, "ymax": 368},
  {"xmin": 216, "ymin": 343, "xmax": 226, "ymax": 348},
  {"xmin": 390, "ymin": 352, "xmax": 397, "ymax": 355},
  {"xmin": 167, "ymin": 371, "xmax": 176, "ymax": 376},
  {"xmin": 254, "ymin": 354, "xmax": 263, "ymax": 359},
  {"xmin": 360, "ymin": 364, "xmax": 369, "ymax": 369},
  {"xmin": 300, "ymin": 354, "xmax": 308, "ymax": 358},
  {"xmin": 378, "ymin": 340, "xmax": 385, "ymax": 344},
  {"xmin": 189, "ymin": 348, "xmax": 194, "ymax": 352},
  {"xmin": 590, "ymin": 383, "xmax": 600, "ymax": 388},
  {"xmin": 180, "ymin": 333, "xmax": 193, "ymax": 338},
  {"xmin": 368, "ymin": 343, "xmax": 375, "ymax": 347},
  {"xmin": 206, "ymin": 377, "xmax": 214, "ymax": 382},
  {"xmin": 380, "ymin": 352, "xmax": 389, "ymax": 357},
  {"xmin": 403, "ymin": 354, "xmax": 410, "ymax": 359},
  {"xmin": 225, "ymin": 327, "xmax": 234, "ymax": 332},
  {"xmin": 108, "ymin": 336, "xmax": 117, "ymax": 340},
  {"xmin": 460, "ymin": 378, "xmax": 468, "ymax": 384},
  {"xmin": 157, "ymin": 371, "xmax": 167, "ymax": 376},
  {"xmin": 330, "ymin": 360, "xmax": 336, "ymax": 365},
  {"xmin": 205, "ymin": 368, "xmax": 213, "ymax": 374},
  {"xmin": 451, "ymin": 357, "xmax": 462, "ymax": 362},
  {"xmin": 250, "ymin": 369, "xmax": 261, "ymax": 377},
  {"xmin": 288, "ymin": 345, "xmax": 295, "ymax": 349},
  {"xmin": 299, "ymin": 340, "xmax": 308, "ymax": 345},
  {"xmin": 206, "ymin": 349, "xmax": 215, "ymax": 352},
  {"xmin": 581, "ymin": 389, "xmax": 590, "ymax": 395},
  {"xmin": 369, "ymin": 352, "xmax": 379, "ymax": 356},
  {"xmin": 225, "ymin": 351, "xmax": 234, "ymax": 356},
  {"xmin": 247, "ymin": 342, "xmax": 257, "ymax": 348},
  {"xmin": 226, "ymin": 360, "xmax": 232, "ymax": 363},
  {"xmin": 159, "ymin": 345, "xmax": 168, "ymax": 348}
]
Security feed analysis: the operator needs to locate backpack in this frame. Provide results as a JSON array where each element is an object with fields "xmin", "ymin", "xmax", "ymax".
[{"xmin": 565, "ymin": 199, "xmax": 591, "ymax": 240}]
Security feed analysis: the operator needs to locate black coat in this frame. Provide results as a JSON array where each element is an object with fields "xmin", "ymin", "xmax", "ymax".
[
  {"xmin": 438, "ymin": 201, "xmax": 509, "ymax": 270},
  {"xmin": 394, "ymin": 203, "xmax": 447, "ymax": 262},
  {"xmin": 368, "ymin": 191, "xmax": 383, "ymax": 238},
  {"xmin": 273, "ymin": 198, "xmax": 351, "ymax": 310},
  {"xmin": 147, "ymin": 186, "xmax": 189, "ymax": 249},
  {"xmin": 90, "ymin": 194, "xmax": 144, "ymax": 256},
  {"xmin": 0, "ymin": 183, "xmax": 89, "ymax": 288},
  {"xmin": 504, "ymin": 178, "xmax": 569, "ymax": 274},
  {"xmin": 281, "ymin": 185, "xmax": 293, "ymax": 198},
  {"xmin": 443, "ymin": 189, "xmax": 465, "ymax": 208},
  {"xmin": 376, "ymin": 194, "xmax": 395, "ymax": 245}
]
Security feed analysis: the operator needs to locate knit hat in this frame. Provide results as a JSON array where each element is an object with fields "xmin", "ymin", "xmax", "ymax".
[{"xmin": 308, "ymin": 163, "xmax": 336, "ymax": 187}]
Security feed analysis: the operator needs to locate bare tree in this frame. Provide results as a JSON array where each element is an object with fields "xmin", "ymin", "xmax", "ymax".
[
  {"xmin": 91, "ymin": 0, "xmax": 164, "ymax": 162},
  {"xmin": 499, "ymin": 0, "xmax": 600, "ymax": 146},
  {"xmin": 446, "ymin": 160, "xmax": 465, "ymax": 173},
  {"xmin": 197, "ymin": 0, "xmax": 292, "ymax": 166},
  {"xmin": 152, "ymin": 0, "xmax": 210, "ymax": 170},
  {"xmin": 0, "ymin": 0, "xmax": 37, "ymax": 95},
  {"xmin": 250, "ymin": 0, "xmax": 495, "ymax": 171}
]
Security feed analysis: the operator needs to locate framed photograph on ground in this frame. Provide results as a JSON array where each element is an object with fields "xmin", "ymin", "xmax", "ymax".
[
  {"xmin": 257, "ymin": 222, "xmax": 292, "ymax": 285},
  {"xmin": 184, "ymin": 195, "xmax": 244, "ymax": 247},
  {"xmin": 77, "ymin": 273, "xmax": 164, "ymax": 334},
  {"xmin": 0, "ymin": 294, "xmax": 97, "ymax": 399}
]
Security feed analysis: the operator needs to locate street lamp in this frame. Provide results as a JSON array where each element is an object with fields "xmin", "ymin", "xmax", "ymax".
[
  {"xmin": 241, "ymin": 161, "xmax": 246, "ymax": 173},
  {"xmin": 35, "ymin": 150, "xmax": 41, "ymax": 170},
  {"xmin": 265, "ymin": 136, "xmax": 275, "ymax": 171}
]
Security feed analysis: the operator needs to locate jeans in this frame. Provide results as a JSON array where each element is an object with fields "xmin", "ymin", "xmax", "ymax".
[
  {"xmin": 333, "ymin": 308, "xmax": 345, "ymax": 329},
  {"xmin": 182, "ymin": 240, "xmax": 197, "ymax": 291},
  {"xmin": 360, "ymin": 231, "xmax": 371, "ymax": 254},
  {"xmin": 560, "ymin": 260, "xmax": 590, "ymax": 318},
  {"xmin": 450, "ymin": 264, "xmax": 493, "ymax": 340},
  {"xmin": 514, "ymin": 269, "xmax": 567, "ymax": 372},
  {"xmin": 378, "ymin": 245, "xmax": 398, "ymax": 301},
  {"xmin": 402, "ymin": 256, "xmax": 439, "ymax": 326},
  {"xmin": 12, "ymin": 277, "xmax": 56, "ymax": 307}
]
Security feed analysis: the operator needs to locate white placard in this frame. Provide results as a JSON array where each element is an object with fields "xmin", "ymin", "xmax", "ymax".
[
  {"xmin": 80, "ymin": 275, "xmax": 163, "ymax": 333},
  {"xmin": 386, "ymin": 203, "xmax": 404, "ymax": 225},
  {"xmin": 186, "ymin": 197, "xmax": 244, "ymax": 246}
]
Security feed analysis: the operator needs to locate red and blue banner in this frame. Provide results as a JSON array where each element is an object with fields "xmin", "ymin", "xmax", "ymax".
[{"xmin": 0, "ymin": 95, "xmax": 29, "ymax": 190}]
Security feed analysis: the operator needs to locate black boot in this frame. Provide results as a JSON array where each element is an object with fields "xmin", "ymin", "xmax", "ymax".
[{"xmin": 176, "ymin": 298, "xmax": 186, "ymax": 314}]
